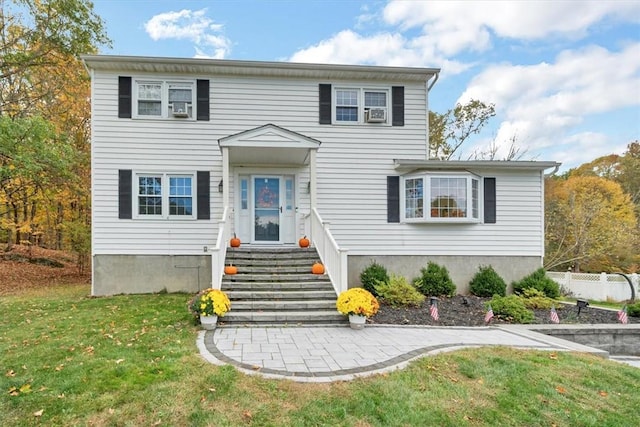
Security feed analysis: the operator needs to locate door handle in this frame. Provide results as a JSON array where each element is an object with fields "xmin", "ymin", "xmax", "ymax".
[{"xmin": 280, "ymin": 206, "xmax": 283, "ymax": 213}]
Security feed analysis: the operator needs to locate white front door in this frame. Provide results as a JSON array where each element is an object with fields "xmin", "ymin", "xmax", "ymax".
[
  {"xmin": 236, "ymin": 174, "xmax": 296, "ymax": 244},
  {"xmin": 253, "ymin": 176, "xmax": 281, "ymax": 242}
]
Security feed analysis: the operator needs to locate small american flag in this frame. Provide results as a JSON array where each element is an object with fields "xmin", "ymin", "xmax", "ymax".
[
  {"xmin": 550, "ymin": 306, "xmax": 560, "ymax": 324},
  {"xmin": 429, "ymin": 300, "xmax": 439, "ymax": 321},
  {"xmin": 484, "ymin": 304, "xmax": 494, "ymax": 324},
  {"xmin": 617, "ymin": 305, "xmax": 628, "ymax": 324}
]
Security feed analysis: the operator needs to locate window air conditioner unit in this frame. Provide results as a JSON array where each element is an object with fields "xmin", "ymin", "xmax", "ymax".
[
  {"xmin": 366, "ymin": 108, "xmax": 386, "ymax": 123},
  {"xmin": 171, "ymin": 102, "xmax": 190, "ymax": 117}
]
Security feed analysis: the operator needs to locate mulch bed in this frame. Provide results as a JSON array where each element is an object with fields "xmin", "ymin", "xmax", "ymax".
[{"xmin": 370, "ymin": 295, "xmax": 637, "ymax": 326}]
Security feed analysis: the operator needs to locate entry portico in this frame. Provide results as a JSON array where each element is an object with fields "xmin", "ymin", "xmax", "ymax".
[{"xmin": 218, "ymin": 124, "xmax": 321, "ymax": 245}]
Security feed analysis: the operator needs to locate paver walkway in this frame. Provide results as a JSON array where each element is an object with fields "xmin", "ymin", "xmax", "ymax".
[{"xmin": 197, "ymin": 325, "xmax": 610, "ymax": 382}]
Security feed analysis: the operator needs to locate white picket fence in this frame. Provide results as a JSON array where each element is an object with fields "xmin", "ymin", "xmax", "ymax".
[{"xmin": 547, "ymin": 271, "xmax": 639, "ymax": 302}]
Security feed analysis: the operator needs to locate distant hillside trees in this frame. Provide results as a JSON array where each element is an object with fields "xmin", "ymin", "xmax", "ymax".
[{"xmin": 545, "ymin": 142, "xmax": 640, "ymax": 272}]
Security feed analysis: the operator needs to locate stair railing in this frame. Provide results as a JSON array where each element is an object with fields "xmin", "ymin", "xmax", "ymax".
[
  {"xmin": 210, "ymin": 206, "xmax": 230, "ymax": 290},
  {"xmin": 311, "ymin": 208, "xmax": 348, "ymax": 294}
]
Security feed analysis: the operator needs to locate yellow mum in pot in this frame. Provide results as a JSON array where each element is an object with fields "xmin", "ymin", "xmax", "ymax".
[{"xmin": 336, "ymin": 287, "xmax": 379, "ymax": 318}]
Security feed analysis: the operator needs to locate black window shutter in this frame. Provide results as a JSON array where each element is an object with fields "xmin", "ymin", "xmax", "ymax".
[
  {"xmin": 196, "ymin": 79, "xmax": 210, "ymax": 121},
  {"xmin": 319, "ymin": 84, "xmax": 332, "ymax": 124},
  {"xmin": 387, "ymin": 176, "xmax": 400, "ymax": 223},
  {"xmin": 197, "ymin": 171, "xmax": 210, "ymax": 220},
  {"xmin": 392, "ymin": 86, "xmax": 404, "ymax": 126},
  {"xmin": 118, "ymin": 76, "xmax": 132, "ymax": 118},
  {"xmin": 484, "ymin": 177, "xmax": 496, "ymax": 224},
  {"xmin": 118, "ymin": 169, "xmax": 132, "ymax": 219}
]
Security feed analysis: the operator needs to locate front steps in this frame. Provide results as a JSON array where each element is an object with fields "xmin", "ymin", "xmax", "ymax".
[{"xmin": 221, "ymin": 247, "xmax": 347, "ymax": 326}]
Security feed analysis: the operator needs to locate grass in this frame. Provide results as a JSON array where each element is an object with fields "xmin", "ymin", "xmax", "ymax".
[{"xmin": 2, "ymin": 285, "xmax": 640, "ymax": 426}]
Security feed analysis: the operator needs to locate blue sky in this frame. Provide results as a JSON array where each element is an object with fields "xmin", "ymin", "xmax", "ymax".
[{"xmin": 93, "ymin": 0, "xmax": 639, "ymax": 171}]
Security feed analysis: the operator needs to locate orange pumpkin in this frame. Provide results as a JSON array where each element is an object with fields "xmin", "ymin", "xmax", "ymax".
[
  {"xmin": 224, "ymin": 265, "xmax": 238, "ymax": 275},
  {"xmin": 311, "ymin": 262, "xmax": 325, "ymax": 275},
  {"xmin": 230, "ymin": 233, "xmax": 241, "ymax": 248},
  {"xmin": 299, "ymin": 236, "xmax": 310, "ymax": 248}
]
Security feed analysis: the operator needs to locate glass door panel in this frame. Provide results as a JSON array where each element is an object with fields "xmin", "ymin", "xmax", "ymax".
[{"xmin": 254, "ymin": 177, "xmax": 280, "ymax": 242}]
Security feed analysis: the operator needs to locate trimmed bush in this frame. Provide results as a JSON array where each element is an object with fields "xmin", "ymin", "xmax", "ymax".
[
  {"xmin": 359, "ymin": 261, "xmax": 389, "ymax": 296},
  {"xmin": 469, "ymin": 265, "xmax": 507, "ymax": 297},
  {"xmin": 414, "ymin": 262, "xmax": 456, "ymax": 297},
  {"xmin": 375, "ymin": 275, "xmax": 425, "ymax": 307},
  {"xmin": 628, "ymin": 302, "xmax": 640, "ymax": 318},
  {"xmin": 512, "ymin": 268, "xmax": 561, "ymax": 299},
  {"xmin": 520, "ymin": 288, "xmax": 557, "ymax": 309},
  {"xmin": 489, "ymin": 295, "xmax": 535, "ymax": 324}
]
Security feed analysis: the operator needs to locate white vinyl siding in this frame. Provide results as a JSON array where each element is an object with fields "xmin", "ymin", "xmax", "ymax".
[{"xmin": 91, "ymin": 68, "xmax": 545, "ymax": 259}]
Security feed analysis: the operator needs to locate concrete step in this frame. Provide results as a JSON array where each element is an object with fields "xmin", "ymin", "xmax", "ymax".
[
  {"xmin": 226, "ymin": 290, "xmax": 337, "ymax": 300},
  {"xmin": 222, "ymin": 281, "xmax": 335, "ymax": 291},
  {"xmin": 224, "ymin": 273, "xmax": 328, "ymax": 282},
  {"xmin": 225, "ymin": 258, "xmax": 316, "ymax": 267},
  {"xmin": 227, "ymin": 265, "xmax": 317, "ymax": 274},
  {"xmin": 226, "ymin": 250, "xmax": 320, "ymax": 261},
  {"xmin": 221, "ymin": 310, "xmax": 347, "ymax": 325},
  {"xmin": 231, "ymin": 299, "xmax": 337, "ymax": 311}
]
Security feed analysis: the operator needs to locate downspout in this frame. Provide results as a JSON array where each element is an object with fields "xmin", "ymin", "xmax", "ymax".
[
  {"xmin": 425, "ymin": 71, "xmax": 440, "ymax": 160},
  {"xmin": 544, "ymin": 164, "xmax": 560, "ymax": 177},
  {"xmin": 427, "ymin": 71, "xmax": 440, "ymax": 92}
]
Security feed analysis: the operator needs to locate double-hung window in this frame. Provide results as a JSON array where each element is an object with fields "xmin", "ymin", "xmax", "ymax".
[
  {"xmin": 134, "ymin": 80, "xmax": 195, "ymax": 119},
  {"xmin": 334, "ymin": 87, "xmax": 389, "ymax": 124},
  {"xmin": 136, "ymin": 173, "xmax": 194, "ymax": 219},
  {"xmin": 402, "ymin": 173, "xmax": 480, "ymax": 222}
]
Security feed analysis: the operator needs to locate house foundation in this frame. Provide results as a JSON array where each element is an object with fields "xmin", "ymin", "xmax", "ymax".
[
  {"xmin": 348, "ymin": 255, "xmax": 542, "ymax": 294},
  {"xmin": 93, "ymin": 255, "xmax": 211, "ymax": 296}
]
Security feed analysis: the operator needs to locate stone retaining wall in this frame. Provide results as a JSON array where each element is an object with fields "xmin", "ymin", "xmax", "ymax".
[{"xmin": 532, "ymin": 325, "xmax": 640, "ymax": 356}]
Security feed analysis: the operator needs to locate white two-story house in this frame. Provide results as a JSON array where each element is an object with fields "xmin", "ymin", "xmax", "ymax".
[{"xmin": 82, "ymin": 55, "xmax": 559, "ymax": 296}]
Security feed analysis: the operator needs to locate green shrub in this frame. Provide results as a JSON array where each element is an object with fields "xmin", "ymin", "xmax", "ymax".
[
  {"xmin": 628, "ymin": 302, "xmax": 640, "ymax": 317},
  {"xmin": 489, "ymin": 295, "xmax": 535, "ymax": 323},
  {"xmin": 512, "ymin": 268, "xmax": 560, "ymax": 298},
  {"xmin": 414, "ymin": 262, "xmax": 456, "ymax": 297},
  {"xmin": 469, "ymin": 265, "xmax": 507, "ymax": 297},
  {"xmin": 375, "ymin": 275, "xmax": 425, "ymax": 307},
  {"xmin": 520, "ymin": 287, "xmax": 558, "ymax": 309},
  {"xmin": 359, "ymin": 261, "xmax": 389, "ymax": 296}
]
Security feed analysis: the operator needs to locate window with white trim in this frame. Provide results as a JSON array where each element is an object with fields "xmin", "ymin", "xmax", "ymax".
[
  {"xmin": 136, "ymin": 173, "xmax": 195, "ymax": 218},
  {"xmin": 402, "ymin": 173, "xmax": 480, "ymax": 222},
  {"xmin": 133, "ymin": 80, "xmax": 195, "ymax": 119},
  {"xmin": 333, "ymin": 87, "xmax": 389, "ymax": 124}
]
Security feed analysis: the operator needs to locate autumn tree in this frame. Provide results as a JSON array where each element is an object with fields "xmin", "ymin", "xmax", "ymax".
[
  {"xmin": 0, "ymin": 0, "xmax": 109, "ymax": 251},
  {"xmin": 429, "ymin": 99, "xmax": 496, "ymax": 160},
  {"xmin": 0, "ymin": 116, "xmax": 77, "ymax": 246},
  {"xmin": 545, "ymin": 175, "xmax": 637, "ymax": 272}
]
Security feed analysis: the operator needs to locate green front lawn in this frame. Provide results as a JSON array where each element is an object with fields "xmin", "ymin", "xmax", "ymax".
[{"xmin": 2, "ymin": 285, "xmax": 639, "ymax": 426}]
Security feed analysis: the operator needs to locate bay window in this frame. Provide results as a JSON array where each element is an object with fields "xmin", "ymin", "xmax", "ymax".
[{"xmin": 402, "ymin": 173, "xmax": 480, "ymax": 222}]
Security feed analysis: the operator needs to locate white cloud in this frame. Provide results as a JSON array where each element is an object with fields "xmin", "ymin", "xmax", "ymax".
[
  {"xmin": 383, "ymin": 0, "xmax": 640, "ymax": 54},
  {"xmin": 289, "ymin": 29, "xmax": 468, "ymax": 72},
  {"xmin": 459, "ymin": 43, "xmax": 640, "ymax": 159},
  {"xmin": 144, "ymin": 9, "xmax": 230, "ymax": 59},
  {"xmin": 286, "ymin": 1, "xmax": 639, "ymax": 168}
]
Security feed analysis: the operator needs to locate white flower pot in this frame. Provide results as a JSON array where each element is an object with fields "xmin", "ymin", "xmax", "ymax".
[
  {"xmin": 349, "ymin": 314, "xmax": 366, "ymax": 330},
  {"xmin": 200, "ymin": 314, "xmax": 218, "ymax": 330}
]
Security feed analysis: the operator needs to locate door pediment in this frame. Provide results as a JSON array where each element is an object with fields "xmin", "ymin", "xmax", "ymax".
[{"xmin": 219, "ymin": 124, "xmax": 320, "ymax": 165}]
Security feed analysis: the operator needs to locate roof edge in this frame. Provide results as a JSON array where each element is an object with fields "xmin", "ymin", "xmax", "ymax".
[
  {"xmin": 394, "ymin": 159, "xmax": 562, "ymax": 172},
  {"xmin": 81, "ymin": 54, "xmax": 440, "ymax": 81}
]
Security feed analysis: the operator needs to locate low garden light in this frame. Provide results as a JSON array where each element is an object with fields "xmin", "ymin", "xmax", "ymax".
[{"xmin": 576, "ymin": 299, "xmax": 589, "ymax": 316}]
